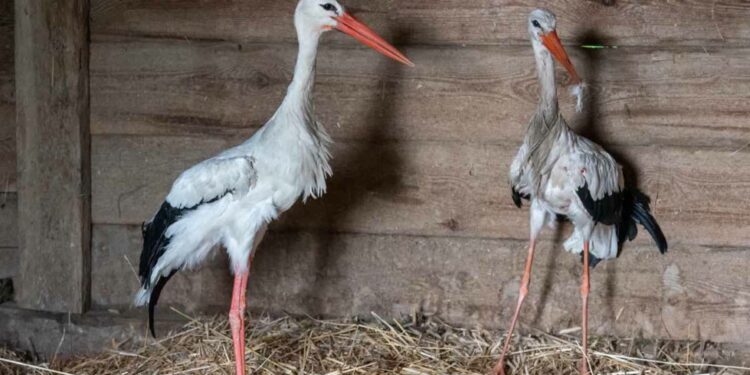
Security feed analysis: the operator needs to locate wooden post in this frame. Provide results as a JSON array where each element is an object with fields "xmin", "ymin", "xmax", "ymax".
[{"xmin": 15, "ymin": 0, "xmax": 90, "ymax": 313}]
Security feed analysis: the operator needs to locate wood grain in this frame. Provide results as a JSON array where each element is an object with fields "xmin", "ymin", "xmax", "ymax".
[
  {"xmin": 0, "ymin": 248, "xmax": 16, "ymax": 279},
  {"xmin": 91, "ymin": 40, "xmax": 750, "ymax": 150},
  {"xmin": 0, "ymin": 0, "xmax": 16, "ymax": 278},
  {"xmin": 83, "ymin": 0, "xmax": 750, "ymax": 345},
  {"xmin": 0, "ymin": 0, "xmax": 15, "ymax": 193},
  {"xmin": 15, "ymin": 0, "xmax": 91, "ymax": 313},
  {"xmin": 91, "ymin": 0, "xmax": 750, "ymax": 47},
  {"xmin": 93, "ymin": 224, "xmax": 750, "ymax": 343},
  {"xmin": 91, "ymin": 135, "xmax": 750, "ymax": 248},
  {"xmin": 0, "ymin": 193, "xmax": 17, "ymax": 279},
  {"xmin": 0, "ymin": 193, "xmax": 17, "ymax": 248}
]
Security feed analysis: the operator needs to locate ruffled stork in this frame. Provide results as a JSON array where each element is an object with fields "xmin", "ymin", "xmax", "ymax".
[
  {"xmin": 133, "ymin": 1, "xmax": 412, "ymax": 374},
  {"xmin": 493, "ymin": 9, "xmax": 667, "ymax": 375}
]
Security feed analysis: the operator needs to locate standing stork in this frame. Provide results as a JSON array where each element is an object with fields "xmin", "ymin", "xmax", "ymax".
[
  {"xmin": 133, "ymin": 1, "xmax": 413, "ymax": 374},
  {"xmin": 493, "ymin": 9, "xmax": 667, "ymax": 375}
]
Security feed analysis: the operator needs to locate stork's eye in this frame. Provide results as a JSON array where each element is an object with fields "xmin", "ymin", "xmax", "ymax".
[
  {"xmin": 321, "ymin": 3, "xmax": 336, "ymax": 12},
  {"xmin": 532, "ymin": 20, "xmax": 541, "ymax": 28}
]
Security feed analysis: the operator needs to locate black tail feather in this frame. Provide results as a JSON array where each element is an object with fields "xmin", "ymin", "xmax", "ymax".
[
  {"xmin": 148, "ymin": 271, "xmax": 177, "ymax": 338},
  {"xmin": 140, "ymin": 202, "xmax": 184, "ymax": 287},
  {"xmin": 139, "ymin": 202, "xmax": 186, "ymax": 337},
  {"xmin": 619, "ymin": 189, "xmax": 668, "ymax": 254}
]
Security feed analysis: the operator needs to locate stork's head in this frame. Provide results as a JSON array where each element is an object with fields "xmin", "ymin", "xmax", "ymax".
[
  {"xmin": 528, "ymin": 9, "xmax": 580, "ymax": 84},
  {"xmin": 294, "ymin": 0, "xmax": 414, "ymax": 66}
]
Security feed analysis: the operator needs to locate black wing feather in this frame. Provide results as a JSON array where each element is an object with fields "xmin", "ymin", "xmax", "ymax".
[
  {"xmin": 138, "ymin": 191, "xmax": 233, "ymax": 337},
  {"xmin": 147, "ymin": 270, "xmax": 177, "ymax": 337},
  {"xmin": 139, "ymin": 202, "xmax": 186, "ymax": 337},
  {"xmin": 511, "ymin": 187, "xmax": 530, "ymax": 208},
  {"xmin": 575, "ymin": 182, "xmax": 623, "ymax": 226},
  {"xmin": 139, "ymin": 202, "xmax": 184, "ymax": 288},
  {"xmin": 578, "ymin": 183, "xmax": 667, "ymax": 257}
]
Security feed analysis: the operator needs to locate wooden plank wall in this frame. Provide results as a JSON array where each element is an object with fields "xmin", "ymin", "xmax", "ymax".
[
  {"xmin": 89, "ymin": 0, "xmax": 750, "ymax": 343},
  {"xmin": 0, "ymin": 0, "xmax": 17, "ymax": 279}
]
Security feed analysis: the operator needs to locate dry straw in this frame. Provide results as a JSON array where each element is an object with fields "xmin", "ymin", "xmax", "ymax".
[{"xmin": 1, "ymin": 309, "xmax": 747, "ymax": 375}]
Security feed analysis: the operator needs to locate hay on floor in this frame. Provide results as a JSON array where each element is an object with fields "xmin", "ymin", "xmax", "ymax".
[{"xmin": 1, "ymin": 310, "xmax": 748, "ymax": 375}]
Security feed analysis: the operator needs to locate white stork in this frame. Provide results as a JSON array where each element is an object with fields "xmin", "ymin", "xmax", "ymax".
[
  {"xmin": 493, "ymin": 9, "xmax": 667, "ymax": 375},
  {"xmin": 133, "ymin": 1, "xmax": 412, "ymax": 374}
]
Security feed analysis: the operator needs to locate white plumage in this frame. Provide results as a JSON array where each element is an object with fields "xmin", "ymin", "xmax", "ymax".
[
  {"xmin": 132, "ymin": 1, "xmax": 412, "ymax": 374},
  {"xmin": 494, "ymin": 9, "xmax": 666, "ymax": 375},
  {"xmin": 510, "ymin": 120, "xmax": 625, "ymax": 261}
]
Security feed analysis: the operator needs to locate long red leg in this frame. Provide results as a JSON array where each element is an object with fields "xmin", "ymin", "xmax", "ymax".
[
  {"xmin": 493, "ymin": 240, "xmax": 537, "ymax": 375},
  {"xmin": 229, "ymin": 254, "xmax": 254, "ymax": 375},
  {"xmin": 580, "ymin": 241, "xmax": 591, "ymax": 375},
  {"xmin": 229, "ymin": 271, "xmax": 249, "ymax": 375}
]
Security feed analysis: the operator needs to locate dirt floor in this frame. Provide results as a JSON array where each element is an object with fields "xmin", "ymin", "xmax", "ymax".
[{"xmin": 1, "ymin": 311, "xmax": 748, "ymax": 375}]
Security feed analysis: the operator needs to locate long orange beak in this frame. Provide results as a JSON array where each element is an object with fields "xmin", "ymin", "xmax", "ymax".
[
  {"xmin": 334, "ymin": 12, "xmax": 414, "ymax": 67},
  {"xmin": 540, "ymin": 31, "xmax": 580, "ymax": 84}
]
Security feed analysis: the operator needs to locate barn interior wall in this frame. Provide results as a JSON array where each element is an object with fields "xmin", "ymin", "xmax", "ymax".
[{"xmin": 2, "ymin": 0, "xmax": 749, "ymax": 344}]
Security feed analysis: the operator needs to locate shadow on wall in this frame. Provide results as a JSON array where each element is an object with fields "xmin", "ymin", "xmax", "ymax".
[
  {"xmin": 251, "ymin": 27, "xmax": 411, "ymax": 317},
  {"xmin": 302, "ymin": 26, "xmax": 410, "ymax": 317},
  {"xmin": 572, "ymin": 29, "xmax": 643, "ymax": 326}
]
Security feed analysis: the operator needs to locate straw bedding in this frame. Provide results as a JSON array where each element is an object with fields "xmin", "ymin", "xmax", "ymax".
[{"xmin": 1, "ymin": 310, "xmax": 747, "ymax": 375}]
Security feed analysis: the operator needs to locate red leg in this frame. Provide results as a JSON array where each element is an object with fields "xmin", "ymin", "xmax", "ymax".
[
  {"xmin": 229, "ymin": 255, "xmax": 254, "ymax": 375},
  {"xmin": 493, "ymin": 240, "xmax": 537, "ymax": 375},
  {"xmin": 580, "ymin": 241, "xmax": 591, "ymax": 375},
  {"xmin": 229, "ymin": 271, "xmax": 248, "ymax": 375}
]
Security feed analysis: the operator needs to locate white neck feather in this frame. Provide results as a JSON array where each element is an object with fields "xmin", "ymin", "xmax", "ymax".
[
  {"xmin": 278, "ymin": 28, "xmax": 321, "ymax": 115},
  {"xmin": 532, "ymin": 39, "xmax": 559, "ymax": 120},
  {"xmin": 265, "ymin": 25, "xmax": 332, "ymax": 201}
]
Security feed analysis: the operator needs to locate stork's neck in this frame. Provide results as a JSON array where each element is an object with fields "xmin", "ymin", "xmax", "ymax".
[
  {"xmin": 532, "ymin": 39, "xmax": 559, "ymax": 122},
  {"xmin": 263, "ymin": 27, "xmax": 332, "ymax": 201},
  {"xmin": 279, "ymin": 30, "xmax": 321, "ymax": 113}
]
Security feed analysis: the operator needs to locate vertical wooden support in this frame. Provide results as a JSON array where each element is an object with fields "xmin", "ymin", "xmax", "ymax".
[{"xmin": 15, "ymin": 0, "xmax": 90, "ymax": 313}]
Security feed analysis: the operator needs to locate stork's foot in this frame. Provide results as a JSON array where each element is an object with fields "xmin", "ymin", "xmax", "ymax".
[{"xmin": 491, "ymin": 360, "xmax": 507, "ymax": 375}]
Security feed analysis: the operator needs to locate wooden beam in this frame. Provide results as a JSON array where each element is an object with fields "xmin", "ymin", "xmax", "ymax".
[
  {"xmin": 0, "ymin": 193, "xmax": 17, "ymax": 279},
  {"xmin": 0, "ymin": 0, "xmax": 15, "ymax": 193},
  {"xmin": 15, "ymin": 0, "xmax": 91, "ymax": 313},
  {"xmin": 0, "ymin": 304, "xmax": 185, "ymax": 359}
]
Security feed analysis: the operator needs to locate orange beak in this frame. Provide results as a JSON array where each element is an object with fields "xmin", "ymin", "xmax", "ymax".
[
  {"xmin": 540, "ymin": 31, "xmax": 580, "ymax": 84},
  {"xmin": 334, "ymin": 12, "xmax": 414, "ymax": 67}
]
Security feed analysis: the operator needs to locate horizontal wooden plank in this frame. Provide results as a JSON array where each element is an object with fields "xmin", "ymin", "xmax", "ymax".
[
  {"xmin": 91, "ymin": 40, "xmax": 750, "ymax": 150},
  {"xmin": 91, "ymin": 0, "xmax": 750, "ymax": 47},
  {"xmin": 0, "ymin": 0, "xmax": 15, "ymax": 193},
  {"xmin": 91, "ymin": 135, "xmax": 750, "ymax": 248},
  {"xmin": 93, "ymin": 224, "xmax": 750, "ymax": 343}
]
